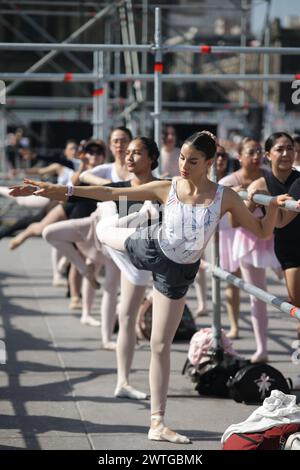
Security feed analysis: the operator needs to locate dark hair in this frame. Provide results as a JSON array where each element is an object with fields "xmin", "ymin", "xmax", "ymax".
[
  {"xmin": 83, "ymin": 139, "xmax": 106, "ymax": 157},
  {"xmin": 162, "ymin": 125, "xmax": 177, "ymax": 145},
  {"xmin": 134, "ymin": 136, "xmax": 160, "ymax": 170},
  {"xmin": 184, "ymin": 131, "xmax": 217, "ymax": 160},
  {"xmin": 109, "ymin": 126, "xmax": 133, "ymax": 142},
  {"xmin": 292, "ymin": 134, "xmax": 300, "ymax": 145},
  {"xmin": 265, "ymin": 132, "xmax": 294, "ymax": 152},
  {"xmin": 65, "ymin": 139, "xmax": 78, "ymax": 147},
  {"xmin": 237, "ymin": 137, "xmax": 260, "ymax": 155},
  {"xmin": 216, "ymin": 145, "xmax": 229, "ymax": 159}
]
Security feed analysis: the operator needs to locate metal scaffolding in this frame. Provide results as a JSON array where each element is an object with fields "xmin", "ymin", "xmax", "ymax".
[
  {"xmin": 1, "ymin": 2, "xmax": 300, "ymax": 360},
  {"xmin": 2, "ymin": 42, "xmax": 300, "ymax": 55},
  {"xmin": 1, "ymin": 4, "xmax": 300, "ymax": 142},
  {"xmin": 0, "ymin": 72, "xmax": 298, "ymax": 82}
]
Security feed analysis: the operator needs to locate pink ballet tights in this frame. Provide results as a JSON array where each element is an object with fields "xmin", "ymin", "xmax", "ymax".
[{"xmin": 240, "ymin": 261, "xmax": 268, "ymax": 361}]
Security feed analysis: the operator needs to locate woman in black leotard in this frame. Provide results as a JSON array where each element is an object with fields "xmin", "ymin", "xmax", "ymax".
[{"xmin": 246, "ymin": 132, "xmax": 300, "ymax": 338}]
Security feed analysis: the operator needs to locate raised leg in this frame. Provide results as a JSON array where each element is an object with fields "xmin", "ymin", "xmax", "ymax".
[
  {"xmin": 9, "ymin": 203, "xmax": 65, "ymax": 250},
  {"xmin": 43, "ymin": 218, "xmax": 99, "ymax": 289}
]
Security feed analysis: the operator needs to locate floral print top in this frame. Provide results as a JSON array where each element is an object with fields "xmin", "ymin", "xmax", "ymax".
[{"xmin": 158, "ymin": 178, "xmax": 224, "ymax": 264}]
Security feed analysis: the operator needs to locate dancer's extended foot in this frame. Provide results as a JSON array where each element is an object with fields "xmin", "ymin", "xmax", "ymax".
[
  {"xmin": 9, "ymin": 235, "xmax": 24, "ymax": 250},
  {"xmin": 84, "ymin": 263, "xmax": 100, "ymax": 289},
  {"xmin": 148, "ymin": 418, "xmax": 191, "ymax": 444},
  {"xmin": 80, "ymin": 315, "xmax": 100, "ymax": 327},
  {"xmin": 140, "ymin": 200, "xmax": 159, "ymax": 221},
  {"xmin": 250, "ymin": 352, "xmax": 268, "ymax": 363},
  {"xmin": 102, "ymin": 341, "xmax": 116, "ymax": 351},
  {"xmin": 114, "ymin": 384, "xmax": 147, "ymax": 400},
  {"xmin": 226, "ymin": 329, "xmax": 239, "ymax": 340}
]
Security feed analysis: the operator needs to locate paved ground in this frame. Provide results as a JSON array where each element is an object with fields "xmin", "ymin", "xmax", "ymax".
[{"xmin": 0, "ymin": 236, "xmax": 299, "ymax": 450}]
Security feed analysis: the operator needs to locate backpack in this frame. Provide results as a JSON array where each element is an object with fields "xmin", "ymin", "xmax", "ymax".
[
  {"xmin": 222, "ymin": 423, "xmax": 300, "ymax": 450},
  {"xmin": 227, "ymin": 363, "xmax": 292, "ymax": 404},
  {"xmin": 183, "ymin": 352, "xmax": 249, "ymax": 398},
  {"xmin": 187, "ymin": 327, "xmax": 238, "ymax": 367},
  {"xmin": 136, "ymin": 297, "xmax": 196, "ymax": 341},
  {"xmin": 182, "ymin": 327, "xmax": 249, "ymax": 398}
]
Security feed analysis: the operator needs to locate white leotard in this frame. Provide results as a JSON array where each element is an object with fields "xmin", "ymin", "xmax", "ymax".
[{"xmin": 158, "ymin": 178, "xmax": 224, "ymax": 264}]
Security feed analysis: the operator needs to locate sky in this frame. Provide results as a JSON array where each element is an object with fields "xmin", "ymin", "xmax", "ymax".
[{"xmin": 251, "ymin": 0, "xmax": 300, "ymax": 36}]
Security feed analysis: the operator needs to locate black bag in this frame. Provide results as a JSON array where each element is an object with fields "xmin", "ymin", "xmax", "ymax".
[
  {"xmin": 136, "ymin": 298, "xmax": 196, "ymax": 341},
  {"xmin": 227, "ymin": 363, "xmax": 292, "ymax": 404},
  {"xmin": 175, "ymin": 304, "xmax": 197, "ymax": 341},
  {"xmin": 183, "ymin": 353, "xmax": 249, "ymax": 398}
]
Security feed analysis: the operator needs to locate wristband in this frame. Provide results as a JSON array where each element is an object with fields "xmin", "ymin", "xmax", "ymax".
[{"xmin": 65, "ymin": 183, "xmax": 74, "ymax": 197}]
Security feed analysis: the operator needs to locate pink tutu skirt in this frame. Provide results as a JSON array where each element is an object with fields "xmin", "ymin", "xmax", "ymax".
[
  {"xmin": 232, "ymin": 227, "xmax": 281, "ymax": 272},
  {"xmin": 219, "ymin": 227, "xmax": 240, "ymax": 273}
]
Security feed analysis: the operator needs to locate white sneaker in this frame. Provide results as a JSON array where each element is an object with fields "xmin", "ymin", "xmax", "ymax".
[
  {"xmin": 80, "ymin": 315, "xmax": 100, "ymax": 327},
  {"xmin": 102, "ymin": 341, "xmax": 117, "ymax": 351},
  {"xmin": 52, "ymin": 274, "xmax": 68, "ymax": 287}
]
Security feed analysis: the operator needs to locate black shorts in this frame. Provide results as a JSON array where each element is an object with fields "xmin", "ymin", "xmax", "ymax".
[
  {"xmin": 275, "ymin": 239, "xmax": 300, "ymax": 270},
  {"xmin": 125, "ymin": 223, "xmax": 200, "ymax": 300}
]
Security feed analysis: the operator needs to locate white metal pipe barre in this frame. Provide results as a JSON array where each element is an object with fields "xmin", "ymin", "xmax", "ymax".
[
  {"xmin": 205, "ymin": 262, "xmax": 300, "ymax": 321},
  {"xmin": 0, "ymin": 73, "xmax": 298, "ymax": 83},
  {"xmin": 0, "ymin": 43, "xmax": 153, "ymax": 52},
  {"xmin": 2, "ymin": 42, "xmax": 300, "ymax": 55},
  {"xmin": 165, "ymin": 45, "xmax": 300, "ymax": 55},
  {"xmin": 5, "ymin": 96, "xmax": 259, "ymax": 109},
  {"xmin": 106, "ymin": 74, "xmax": 300, "ymax": 82},
  {"xmin": 238, "ymin": 191, "xmax": 300, "ymax": 213},
  {"xmin": 0, "ymin": 73, "xmax": 97, "ymax": 82}
]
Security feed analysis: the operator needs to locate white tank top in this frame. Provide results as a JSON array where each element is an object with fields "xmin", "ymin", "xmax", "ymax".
[{"xmin": 158, "ymin": 178, "xmax": 224, "ymax": 264}]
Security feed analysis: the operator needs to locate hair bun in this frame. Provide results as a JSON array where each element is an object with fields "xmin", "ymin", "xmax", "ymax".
[{"xmin": 200, "ymin": 131, "xmax": 217, "ymax": 142}]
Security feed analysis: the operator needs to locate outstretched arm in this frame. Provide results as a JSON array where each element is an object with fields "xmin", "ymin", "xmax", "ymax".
[
  {"xmin": 8, "ymin": 183, "xmax": 41, "ymax": 198},
  {"xmin": 222, "ymin": 186, "xmax": 293, "ymax": 239},
  {"xmin": 79, "ymin": 172, "xmax": 111, "ymax": 186},
  {"xmin": 25, "ymin": 162, "xmax": 61, "ymax": 177},
  {"xmin": 8, "ymin": 181, "xmax": 67, "ymax": 201},
  {"xmin": 9, "ymin": 178, "xmax": 171, "ymax": 204}
]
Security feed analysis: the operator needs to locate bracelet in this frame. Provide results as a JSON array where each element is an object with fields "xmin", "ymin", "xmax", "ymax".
[{"xmin": 65, "ymin": 183, "xmax": 74, "ymax": 197}]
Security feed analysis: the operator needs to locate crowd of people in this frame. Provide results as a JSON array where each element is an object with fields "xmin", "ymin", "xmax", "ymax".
[{"xmin": 1, "ymin": 124, "xmax": 300, "ymax": 444}]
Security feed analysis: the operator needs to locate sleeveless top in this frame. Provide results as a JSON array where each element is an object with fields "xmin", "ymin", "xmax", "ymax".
[{"xmin": 158, "ymin": 178, "xmax": 224, "ymax": 264}]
